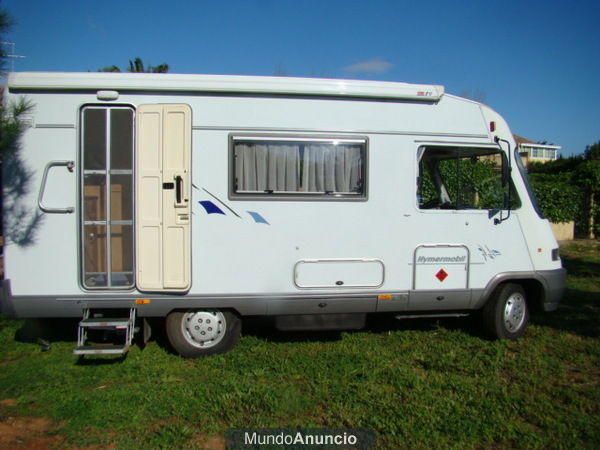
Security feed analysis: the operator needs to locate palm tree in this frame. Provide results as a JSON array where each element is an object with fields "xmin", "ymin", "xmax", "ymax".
[
  {"xmin": 99, "ymin": 58, "xmax": 169, "ymax": 73},
  {"xmin": 98, "ymin": 65, "xmax": 120, "ymax": 73}
]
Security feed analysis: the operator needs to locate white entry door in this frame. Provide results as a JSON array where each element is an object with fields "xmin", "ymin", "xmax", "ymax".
[{"xmin": 136, "ymin": 104, "xmax": 192, "ymax": 292}]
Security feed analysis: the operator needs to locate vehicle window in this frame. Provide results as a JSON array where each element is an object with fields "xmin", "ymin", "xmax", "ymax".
[
  {"xmin": 231, "ymin": 137, "xmax": 366, "ymax": 199},
  {"xmin": 514, "ymin": 147, "xmax": 543, "ymax": 218},
  {"xmin": 417, "ymin": 146, "xmax": 520, "ymax": 210}
]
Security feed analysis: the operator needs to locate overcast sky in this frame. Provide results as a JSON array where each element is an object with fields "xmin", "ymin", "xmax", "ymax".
[{"xmin": 3, "ymin": 0, "xmax": 599, "ymax": 156}]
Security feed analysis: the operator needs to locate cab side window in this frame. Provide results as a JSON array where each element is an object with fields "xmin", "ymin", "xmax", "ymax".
[{"xmin": 417, "ymin": 146, "xmax": 520, "ymax": 210}]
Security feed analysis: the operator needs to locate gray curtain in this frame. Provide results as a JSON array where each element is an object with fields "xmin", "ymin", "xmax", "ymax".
[
  {"xmin": 302, "ymin": 144, "xmax": 362, "ymax": 193},
  {"xmin": 235, "ymin": 142, "xmax": 362, "ymax": 194}
]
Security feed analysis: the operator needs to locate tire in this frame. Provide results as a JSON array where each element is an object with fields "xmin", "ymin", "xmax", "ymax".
[
  {"xmin": 482, "ymin": 283, "xmax": 529, "ymax": 340},
  {"xmin": 166, "ymin": 309, "xmax": 241, "ymax": 358}
]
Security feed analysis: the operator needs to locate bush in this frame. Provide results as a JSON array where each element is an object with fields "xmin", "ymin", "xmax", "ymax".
[{"xmin": 529, "ymin": 173, "xmax": 582, "ymax": 223}]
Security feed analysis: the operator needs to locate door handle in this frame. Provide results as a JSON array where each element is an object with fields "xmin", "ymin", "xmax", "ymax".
[
  {"xmin": 175, "ymin": 175, "xmax": 183, "ymax": 204},
  {"xmin": 38, "ymin": 160, "xmax": 75, "ymax": 214},
  {"xmin": 174, "ymin": 174, "xmax": 188, "ymax": 207}
]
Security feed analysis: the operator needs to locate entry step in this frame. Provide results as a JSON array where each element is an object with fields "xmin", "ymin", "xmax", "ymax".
[
  {"xmin": 79, "ymin": 317, "xmax": 132, "ymax": 329},
  {"xmin": 73, "ymin": 344, "xmax": 129, "ymax": 355},
  {"xmin": 74, "ymin": 308, "xmax": 137, "ymax": 357}
]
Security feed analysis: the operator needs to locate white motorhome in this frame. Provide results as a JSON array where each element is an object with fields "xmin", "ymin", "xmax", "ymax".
[{"xmin": 0, "ymin": 72, "xmax": 565, "ymax": 357}]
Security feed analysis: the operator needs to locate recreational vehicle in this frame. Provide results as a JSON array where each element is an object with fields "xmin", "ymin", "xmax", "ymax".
[{"xmin": 0, "ymin": 72, "xmax": 566, "ymax": 357}]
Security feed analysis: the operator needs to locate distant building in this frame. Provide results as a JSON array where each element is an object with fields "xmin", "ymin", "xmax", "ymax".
[{"xmin": 514, "ymin": 135, "xmax": 561, "ymax": 166}]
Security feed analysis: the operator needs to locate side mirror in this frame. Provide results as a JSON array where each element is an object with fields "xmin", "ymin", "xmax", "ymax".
[
  {"xmin": 501, "ymin": 159, "xmax": 509, "ymax": 187},
  {"xmin": 494, "ymin": 136, "xmax": 513, "ymax": 225}
]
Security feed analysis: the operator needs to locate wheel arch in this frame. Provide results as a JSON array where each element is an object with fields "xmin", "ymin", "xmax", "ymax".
[
  {"xmin": 165, "ymin": 306, "xmax": 243, "ymax": 318},
  {"xmin": 476, "ymin": 272, "xmax": 548, "ymax": 312}
]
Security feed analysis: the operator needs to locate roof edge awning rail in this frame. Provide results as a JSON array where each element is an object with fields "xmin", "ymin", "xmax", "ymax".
[{"xmin": 8, "ymin": 72, "xmax": 445, "ymax": 102}]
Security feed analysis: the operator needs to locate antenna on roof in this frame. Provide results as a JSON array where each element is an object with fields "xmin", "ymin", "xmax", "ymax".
[{"xmin": 1, "ymin": 42, "xmax": 26, "ymax": 72}]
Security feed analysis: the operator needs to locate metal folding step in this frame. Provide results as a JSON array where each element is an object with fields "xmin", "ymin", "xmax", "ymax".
[
  {"xmin": 73, "ymin": 308, "xmax": 136, "ymax": 356},
  {"xmin": 73, "ymin": 345, "xmax": 129, "ymax": 355}
]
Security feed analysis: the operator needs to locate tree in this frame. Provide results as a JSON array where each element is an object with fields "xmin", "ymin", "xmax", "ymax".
[
  {"xmin": 574, "ymin": 159, "xmax": 600, "ymax": 239},
  {"xmin": 527, "ymin": 155, "xmax": 584, "ymax": 175},
  {"xmin": 98, "ymin": 64, "xmax": 120, "ymax": 73},
  {"xmin": 528, "ymin": 172, "xmax": 582, "ymax": 224},
  {"xmin": 0, "ymin": 8, "xmax": 14, "ymax": 71},
  {"xmin": 528, "ymin": 141, "xmax": 600, "ymax": 239},
  {"xmin": 99, "ymin": 57, "xmax": 169, "ymax": 73},
  {"xmin": 1, "ymin": 7, "xmax": 42, "ymax": 246},
  {"xmin": 584, "ymin": 141, "xmax": 600, "ymax": 161}
]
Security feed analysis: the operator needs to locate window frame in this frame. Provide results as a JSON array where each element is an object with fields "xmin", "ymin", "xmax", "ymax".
[{"xmin": 228, "ymin": 134, "xmax": 369, "ymax": 201}]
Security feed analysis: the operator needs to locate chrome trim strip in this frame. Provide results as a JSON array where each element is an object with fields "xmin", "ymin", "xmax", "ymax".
[
  {"xmin": 413, "ymin": 139, "xmax": 497, "ymax": 146},
  {"xmin": 3, "ymin": 291, "xmax": 393, "ymax": 318},
  {"xmin": 35, "ymin": 124, "xmax": 76, "ymax": 129}
]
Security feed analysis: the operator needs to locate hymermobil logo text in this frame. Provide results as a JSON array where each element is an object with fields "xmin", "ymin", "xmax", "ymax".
[{"xmin": 417, "ymin": 256, "xmax": 466, "ymax": 263}]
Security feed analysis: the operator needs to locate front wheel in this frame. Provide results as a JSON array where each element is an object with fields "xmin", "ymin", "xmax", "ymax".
[
  {"xmin": 482, "ymin": 283, "xmax": 529, "ymax": 340},
  {"xmin": 166, "ymin": 309, "xmax": 241, "ymax": 358}
]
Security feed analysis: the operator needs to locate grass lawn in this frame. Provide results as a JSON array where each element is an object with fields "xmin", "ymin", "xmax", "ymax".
[{"xmin": 0, "ymin": 241, "xmax": 598, "ymax": 448}]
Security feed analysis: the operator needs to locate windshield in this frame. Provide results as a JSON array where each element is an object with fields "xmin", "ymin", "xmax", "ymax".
[{"xmin": 514, "ymin": 148, "xmax": 544, "ymax": 218}]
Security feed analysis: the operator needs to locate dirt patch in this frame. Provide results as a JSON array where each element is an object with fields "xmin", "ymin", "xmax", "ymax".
[
  {"xmin": 0, "ymin": 355, "xmax": 29, "ymax": 367},
  {"xmin": 0, "ymin": 398, "xmax": 18, "ymax": 407},
  {"xmin": 0, "ymin": 416, "xmax": 64, "ymax": 449},
  {"xmin": 192, "ymin": 433, "xmax": 225, "ymax": 450},
  {"xmin": 567, "ymin": 369, "xmax": 600, "ymax": 386}
]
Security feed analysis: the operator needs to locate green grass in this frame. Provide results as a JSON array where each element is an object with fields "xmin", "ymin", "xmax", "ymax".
[{"xmin": 1, "ymin": 242, "xmax": 599, "ymax": 448}]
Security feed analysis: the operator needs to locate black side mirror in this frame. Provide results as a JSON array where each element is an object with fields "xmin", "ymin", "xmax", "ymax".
[{"xmin": 501, "ymin": 161, "xmax": 509, "ymax": 187}]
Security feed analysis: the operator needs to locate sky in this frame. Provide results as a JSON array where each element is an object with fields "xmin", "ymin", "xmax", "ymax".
[{"xmin": 2, "ymin": 0, "xmax": 599, "ymax": 156}]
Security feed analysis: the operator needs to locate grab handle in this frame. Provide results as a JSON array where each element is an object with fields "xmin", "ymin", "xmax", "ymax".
[{"xmin": 38, "ymin": 160, "xmax": 75, "ymax": 214}]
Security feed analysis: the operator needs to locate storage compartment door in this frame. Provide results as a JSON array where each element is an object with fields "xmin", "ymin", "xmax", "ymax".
[
  {"xmin": 136, "ymin": 104, "xmax": 191, "ymax": 292},
  {"xmin": 413, "ymin": 245, "xmax": 469, "ymax": 290},
  {"xmin": 294, "ymin": 259, "xmax": 385, "ymax": 289}
]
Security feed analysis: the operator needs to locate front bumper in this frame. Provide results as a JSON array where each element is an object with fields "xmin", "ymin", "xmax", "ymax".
[
  {"xmin": 537, "ymin": 267, "xmax": 567, "ymax": 312},
  {"xmin": 0, "ymin": 279, "xmax": 15, "ymax": 317}
]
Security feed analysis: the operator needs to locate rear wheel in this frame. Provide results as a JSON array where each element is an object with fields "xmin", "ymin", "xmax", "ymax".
[
  {"xmin": 482, "ymin": 283, "xmax": 529, "ymax": 340},
  {"xmin": 166, "ymin": 309, "xmax": 241, "ymax": 358}
]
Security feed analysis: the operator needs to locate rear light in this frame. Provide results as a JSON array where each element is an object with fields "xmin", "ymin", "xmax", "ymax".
[{"xmin": 551, "ymin": 248, "xmax": 560, "ymax": 261}]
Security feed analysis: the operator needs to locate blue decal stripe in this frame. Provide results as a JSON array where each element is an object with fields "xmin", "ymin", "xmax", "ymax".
[
  {"xmin": 199, "ymin": 201, "xmax": 226, "ymax": 215},
  {"xmin": 247, "ymin": 211, "xmax": 269, "ymax": 225}
]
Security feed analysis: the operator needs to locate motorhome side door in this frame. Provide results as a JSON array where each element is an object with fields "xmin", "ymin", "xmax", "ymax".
[{"xmin": 136, "ymin": 104, "xmax": 192, "ymax": 292}]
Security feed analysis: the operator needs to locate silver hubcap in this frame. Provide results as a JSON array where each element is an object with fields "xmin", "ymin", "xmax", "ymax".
[
  {"xmin": 181, "ymin": 311, "xmax": 226, "ymax": 348},
  {"xmin": 503, "ymin": 293, "xmax": 526, "ymax": 332}
]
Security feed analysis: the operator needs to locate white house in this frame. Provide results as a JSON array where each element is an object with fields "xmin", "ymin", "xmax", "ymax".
[{"xmin": 514, "ymin": 135, "xmax": 561, "ymax": 165}]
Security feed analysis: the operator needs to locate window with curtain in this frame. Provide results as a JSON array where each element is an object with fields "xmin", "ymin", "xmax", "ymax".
[{"xmin": 232, "ymin": 137, "xmax": 366, "ymax": 199}]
